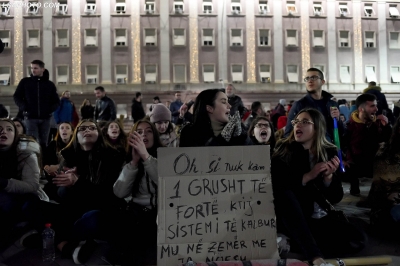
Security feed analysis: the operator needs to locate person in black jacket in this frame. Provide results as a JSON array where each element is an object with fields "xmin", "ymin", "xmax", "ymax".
[
  {"xmin": 0, "ymin": 104, "xmax": 8, "ymax": 118},
  {"xmin": 94, "ymin": 86, "xmax": 116, "ymax": 124},
  {"xmin": 80, "ymin": 99, "xmax": 94, "ymax": 120},
  {"xmin": 13, "ymin": 60, "xmax": 60, "ymax": 148},
  {"xmin": 272, "ymin": 108, "xmax": 366, "ymax": 265},
  {"xmin": 131, "ymin": 92, "xmax": 145, "ymax": 122},
  {"xmin": 180, "ymin": 89, "xmax": 250, "ymax": 147},
  {"xmin": 284, "ymin": 68, "xmax": 343, "ymax": 142},
  {"xmin": 226, "ymin": 84, "xmax": 246, "ymax": 117}
]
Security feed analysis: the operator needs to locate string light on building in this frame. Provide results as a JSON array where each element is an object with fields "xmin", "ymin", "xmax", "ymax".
[
  {"xmin": 246, "ymin": 17, "xmax": 256, "ymax": 83},
  {"xmin": 353, "ymin": 7, "xmax": 363, "ymax": 83},
  {"xmin": 189, "ymin": 5, "xmax": 199, "ymax": 83},
  {"xmin": 132, "ymin": 1, "xmax": 141, "ymax": 83},
  {"xmin": 301, "ymin": 15, "xmax": 310, "ymax": 80},
  {"xmin": 14, "ymin": 3, "xmax": 23, "ymax": 84},
  {"xmin": 72, "ymin": 14, "xmax": 82, "ymax": 84}
]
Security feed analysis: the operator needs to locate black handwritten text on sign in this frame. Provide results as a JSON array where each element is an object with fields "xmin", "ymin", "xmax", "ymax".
[{"xmin": 157, "ymin": 146, "xmax": 278, "ymax": 266}]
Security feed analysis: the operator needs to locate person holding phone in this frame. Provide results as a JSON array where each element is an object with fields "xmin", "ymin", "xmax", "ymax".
[{"xmin": 271, "ymin": 108, "xmax": 366, "ymax": 266}]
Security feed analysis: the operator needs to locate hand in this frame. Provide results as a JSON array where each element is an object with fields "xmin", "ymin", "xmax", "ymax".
[
  {"xmin": 322, "ymin": 156, "xmax": 340, "ymax": 178},
  {"xmin": 128, "ymin": 132, "xmax": 149, "ymax": 164},
  {"xmin": 387, "ymin": 192, "xmax": 400, "ymax": 205},
  {"xmin": 44, "ymin": 165, "xmax": 59, "ymax": 176},
  {"xmin": 179, "ymin": 104, "xmax": 188, "ymax": 117},
  {"xmin": 377, "ymin": 114, "xmax": 388, "ymax": 125},
  {"xmin": 343, "ymin": 161, "xmax": 351, "ymax": 169},
  {"xmin": 53, "ymin": 171, "xmax": 78, "ymax": 187},
  {"xmin": 330, "ymin": 107, "xmax": 340, "ymax": 119},
  {"xmin": 303, "ymin": 162, "xmax": 327, "ymax": 184}
]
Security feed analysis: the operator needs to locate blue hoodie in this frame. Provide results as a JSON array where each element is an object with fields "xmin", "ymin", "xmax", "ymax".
[{"xmin": 54, "ymin": 97, "xmax": 74, "ymax": 124}]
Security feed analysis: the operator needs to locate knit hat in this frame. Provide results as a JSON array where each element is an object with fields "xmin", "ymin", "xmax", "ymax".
[
  {"xmin": 277, "ymin": 116, "xmax": 288, "ymax": 130},
  {"xmin": 150, "ymin": 104, "xmax": 171, "ymax": 123},
  {"xmin": 279, "ymin": 99, "xmax": 286, "ymax": 106}
]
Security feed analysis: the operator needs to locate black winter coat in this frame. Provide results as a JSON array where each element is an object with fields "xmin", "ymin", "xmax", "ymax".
[
  {"xmin": 131, "ymin": 99, "xmax": 145, "ymax": 122},
  {"xmin": 13, "ymin": 70, "xmax": 60, "ymax": 119},
  {"xmin": 94, "ymin": 95, "xmax": 116, "ymax": 121},
  {"xmin": 271, "ymin": 141, "xmax": 343, "ymax": 218}
]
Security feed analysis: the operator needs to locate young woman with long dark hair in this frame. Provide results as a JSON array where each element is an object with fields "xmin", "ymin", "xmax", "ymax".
[
  {"xmin": 271, "ymin": 108, "xmax": 366, "ymax": 266},
  {"xmin": 180, "ymin": 89, "xmax": 250, "ymax": 147}
]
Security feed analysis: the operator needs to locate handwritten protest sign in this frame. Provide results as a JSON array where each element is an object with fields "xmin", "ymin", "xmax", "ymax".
[{"xmin": 158, "ymin": 146, "xmax": 278, "ymax": 265}]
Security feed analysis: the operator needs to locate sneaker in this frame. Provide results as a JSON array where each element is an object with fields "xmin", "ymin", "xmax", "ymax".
[
  {"xmin": 72, "ymin": 239, "xmax": 97, "ymax": 265},
  {"xmin": 19, "ymin": 230, "xmax": 41, "ymax": 248}
]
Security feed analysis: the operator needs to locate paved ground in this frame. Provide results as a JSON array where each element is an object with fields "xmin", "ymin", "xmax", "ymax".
[{"xmin": 1, "ymin": 178, "xmax": 399, "ymax": 265}]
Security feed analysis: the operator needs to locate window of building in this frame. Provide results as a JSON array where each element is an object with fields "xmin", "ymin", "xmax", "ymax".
[
  {"xmin": 0, "ymin": 30, "xmax": 10, "ymax": 48},
  {"xmin": 115, "ymin": 65, "xmax": 127, "ymax": 84},
  {"xmin": 313, "ymin": 30, "xmax": 324, "ymax": 47},
  {"xmin": 259, "ymin": 29, "xmax": 270, "ymax": 47},
  {"xmin": 259, "ymin": 1, "xmax": 269, "ymax": 14},
  {"xmin": 313, "ymin": 64, "xmax": 326, "ymax": 79},
  {"xmin": 174, "ymin": 1, "xmax": 184, "ymax": 13},
  {"xmin": 390, "ymin": 66, "xmax": 400, "ymax": 83},
  {"xmin": 340, "ymin": 65, "xmax": 351, "ymax": 83},
  {"xmin": 115, "ymin": 29, "xmax": 127, "ymax": 46},
  {"xmin": 0, "ymin": 66, "xmax": 10, "ymax": 86},
  {"xmin": 173, "ymin": 29, "xmax": 186, "ymax": 46},
  {"xmin": 27, "ymin": 29, "xmax": 40, "ymax": 47},
  {"xmin": 56, "ymin": 29, "xmax": 68, "ymax": 47},
  {"xmin": 203, "ymin": 64, "xmax": 215, "ymax": 83},
  {"xmin": 0, "ymin": 1, "xmax": 10, "ymax": 16},
  {"xmin": 27, "ymin": 1, "xmax": 39, "ymax": 15},
  {"xmin": 56, "ymin": 2, "xmax": 68, "ymax": 15},
  {"xmin": 86, "ymin": 65, "xmax": 98, "ymax": 84},
  {"xmin": 203, "ymin": 0, "xmax": 213, "ymax": 14},
  {"xmin": 84, "ymin": 29, "xmax": 97, "ymax": 46},
  {"xmin": 286, "ymin": 1, "xmax": 297, "ymax": 15},
  {"xmin": 202, "ymin": 29, "xmax": 214, "ymax": 46},
  {"xmin": 365, "ymin": 65, "xmax": 377, "ymax": 83},
  {"xmin": 389, "ymin": 32, "xmax": 400, "ymax": 48},
  {"xmin": 230, "ymin": 29, "xmax": 243, "ymax": 46},
  {"xmin": 56, "ymin": 65, "xmax": 68, "ymax": 85},
  {"xmin": 313, "ymin": 2, "xmax": 323, "ymax": 16},
  {"xmin": 115, "ymin": 0, "xmax": 126, "ymax": 14},
  {"xmin": 259, "ymin": 64, "xmax": 271, "ymax": 83},
  {"xmin": 339, "ymin": 3, "xmax": 349, "ymax": 16},
  {"xmin": 145, "ymin": 64, "xmax": 157, "ymax": 83},
  {"xmin": 364, "ymin": 31, "xmax": 375, "ymax": 48},
  {"xmin": 173, "ymin": 64, "xmax": 186, "ymax": 83},
  {"xmin": 286, "ymin": 29, "xmax": 298, "ymax": 47},
  {"xmin": 231, "ymin": 64, "xmax": 243, "ymax": 83},
  {"xmin": 231, "ymin": 0, "xmax": 241, "ymax": 14},
  {"xmin": 364, "ymin": 3, "xmax": 374, "ymax": 17},
  {"xmin": 389, "ymin": 5, "xmax": 400, "ymax": 18},
  {"xmin": 84, "ymin": 0, "xmax": 96, "ymax": 14},
  {"xmin": 145, "ymin": 1, "xmax": 155, "ymax": 13},
  {"xmin": 144, "ymin": 28, "xmax": 157, "ymax": 46},
  {"xmin": 287, "ymin": 65, "xmax": 298, "ymax": 83},
  {"xmin": 339, "ymin": 30, "xmax": 350, "ymax": 47}
]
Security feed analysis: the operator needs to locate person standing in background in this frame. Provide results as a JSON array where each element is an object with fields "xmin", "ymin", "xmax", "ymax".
[
  {"xmin": 94, "ymin": 86, "xmax": 117, "ymax": 123},
  {"xmin": 80, "ymin": 99, "xmax": 94, "ymax": 120},
  {"xmin": 226, "ymin": 84, "xmax": 246, "ymax": 117},
  {"xmin": 54, "ymin": 91, "xmax": 79, "ymax": 128},
  {"xmin": 13, "ymin": 60, "xmax": 60, "ymax": 149},
  {"xmin": 131, "ymin": 92, "xmax": 145, "ymax": 123},
  {"xmin": 169, "ymin": 91, "xmax": 183, "ymax": 124}
]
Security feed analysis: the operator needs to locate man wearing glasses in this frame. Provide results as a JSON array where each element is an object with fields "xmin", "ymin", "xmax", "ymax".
[{"xmin": 284, "ymin": 68, "xmax": 342, "ymax": 142}]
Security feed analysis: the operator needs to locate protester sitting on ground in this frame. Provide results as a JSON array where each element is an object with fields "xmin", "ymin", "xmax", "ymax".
[
  {"xmin": 110, "ymin": 119, "xmax": 163, "ymax": 265},
  {"xmin": 42, "ymin": 122, "xmax": 73, "ymax": 201},
  {"xmin": 80, "ymin": 99, "xmax": 94, "ymax": 120},
  {"xmin": 248, "ymin": 116, "xmax": 275, "ymax": 155},
  {"xmin": 0, "ymin": 119, "xmax": 48, "ymax": 249},
  {"xmin": 11, "ymin": 117, "xmax": 26, "ymax": 135},
  {"xmin": 271, "ymin": 108, "xmax": 366, "ymax": 266},
  {"xmin": 368, "ymin": 116, "xmax": 400, "ymax": 230},
  {"xmin": 102, "ymin": 120, "xmax": 128, "ymax": 157},
  {"xmin": 180, "ymin": 89, "xmax": 250, "ymax": 147},
  {"xmin": 149, "ymin": 103, "xmax": 178, "ymax": 147},
  {"xmin": 23, "ymin": 119, "xmax": 126, "ymax": 264}
]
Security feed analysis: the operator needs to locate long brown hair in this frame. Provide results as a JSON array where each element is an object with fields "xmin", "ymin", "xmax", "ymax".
[
  {"xmin": 102, "ymin": 120, "xmax": 128, "ymax": 153},
  {"xmin": 80, "ymin": 99, "xmax": 92, "ymax": 109},
  {"xmin": 272, "ymin": 108, "xmax": 336, "ymax": 163},
  {"xmin": 54, "ymin": 122, "xmax": 74, "ymax": 153},
  {"xmin": 62, "ymin": 119, "xmax": 105, "ymax": 152}
]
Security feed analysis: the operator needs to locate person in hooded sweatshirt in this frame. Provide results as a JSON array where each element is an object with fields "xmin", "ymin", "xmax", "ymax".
[{"xmin": 13, "ymin": 60, "xmax": 60, "ymax": 149}]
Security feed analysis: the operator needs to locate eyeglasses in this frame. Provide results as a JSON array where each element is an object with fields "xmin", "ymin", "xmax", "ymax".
[
  {"xmin": 303, "ymin": 75, "xmax": 321, "ymax": 82},
  {"xmin": 255, "ymin": 123, "xmax": 270, "ymax": 129},
  {"xmin": 77, "ymin": 126, "xmax": 97, "ymax": 132},
  {"xmin": 291, "ymin": 119, "xmax": 314, "ymax": 126}
]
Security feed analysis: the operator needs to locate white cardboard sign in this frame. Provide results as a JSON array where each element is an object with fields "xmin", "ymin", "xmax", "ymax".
[{"xmin": 157, "ymin": 146, "xmax": 279, "ymax": 265}]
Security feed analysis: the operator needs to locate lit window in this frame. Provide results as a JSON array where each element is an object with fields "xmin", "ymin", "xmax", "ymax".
[
  {"xmin": 286, "ymin": 29, "xmax": 298, "ymax": 47},
  {"xmin": 364, "ymin": 4, "xmax": 374, "ymax": 17},
  {"xmin": 231, "ymin": 0, "xmax": 241, "ymax": 14},
  {"xmin": 364, "ymin": 31, "xmax": 375, "ymax": 48},
  {"xmin": 365, "ymin": 66, "xmax": 377, "ymax": 83},
  {"xmin": 115, "ymin": 1, "xmax": 126, "ymax": 14},
  {"xmin": 340, "ymin": 65, "xmax": 351, "ymax": 83},
  {"xmin": 390, "ymin": 66, "xmax": 400, "ymax": 83},
  {"xmin": 86, "ymin": 65, "xmax": 98, "ymax": 84},
  {"xmin": 313, "ymin": 2, "xmax": 323, "ymax": 16},
  {"xmin": 145, "ymin": 1, "xmax": 155, "ymax": 13},
  {"xmin": 56, "ymin": 65, "xmax": 69, "ymax": 85},
  {"xmin": 115, "ymin": 29, "xmax": 127, "ymax": 46},
  {"xmin": 115, "ymin": 65, "xmax": 128, "ymax": 84},
  {"xmin": 0, "ymin": 66, "xmax": 10, "ymax": 86},
  {"xmin": 287, "ymin": 65, "xmax": 298, "ymax": 83},
  {"xmin": 144, "ymin": 28, "xmax": 157, "ymax": 46},
  {"xmin": 259, "ymin": 29, "xmax": 270, "ymax": 47},
  {"xmin": 339, "ymin": 3, "xmax": 349, "ymax": 16},
  {"xmin": 230, "ymin": 29, "xmax": 243, "ymax": 46},
  {"xmin": 313, "ymin": 30, "xmax": 324, "ymax": 47},
  {"xmin": 203, "ymin": 64, "xmax": 215, "ymax": 83},
  {"xmin": 27, "ymin": 29, "xmax": 40, "ymax": 48},
  {"xmin": 84, "ymin": 29, "xmax": 97, "ymax": 46},
  {"xmin": 202, "ymin": 29, "xmax": 214, "ymax": 46},
  {"xmin": 173, "ymin": 29, "xmax": 186, "ymax": 46},
  {"xmin": 286, "ymin": 1, "xmax": 297, "ymax": 15},
  {"xmin": 56, "ymin": 29, "xmax": 69, "ymax": 47},
  {"xmin": 0, "ymin": 1, "xmax": 10, "ymax": 16},
  {"xmin": 389, "ymin": 5, "xmax": 400, "ymax": 18},
  {"xmin": 173, "ymin": 1, "xmax": 184, "ymax": 14},
  {"xmin": 389, "ymin": 32, "xmax": 400, "ymax": 49},
  {"xmin": 259, "ymin": 65, "xmax": 271, "ymax": 83},
  {"xmin": 203, "ymin": 0, "xmax": 212, "ymax": 14},
  {"xmin": 0, "ymin": 30, "xmax": 10, "ymax": 48},
  {"xmin": 145, "ymin": 65, "xmax": 157, "ymax": 83},
  {"xmin": 338, "ymin": 31, "xmax": 350, "ymax": 47},
  {"xmin": 259, "ymin": 1, "xmax": 269, "ymax": 14},
  {"xmin": 231, "ymin": 64, "xmax": 243, "ymax": 83},
  {"xmin": 84, "ymin": 0, "xmax": 96, "ymax": 15}
]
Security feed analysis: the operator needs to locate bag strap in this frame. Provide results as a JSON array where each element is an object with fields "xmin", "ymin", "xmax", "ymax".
[{"xmin": 312, "ymin": 183, "xmax": 337, "ymax": 212}]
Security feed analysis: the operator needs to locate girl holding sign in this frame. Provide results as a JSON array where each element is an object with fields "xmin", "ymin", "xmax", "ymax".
[
  {"xmin": 271, "ymin": 108, "xmax": 366, "ymax": 266},
  {"xmin": 180, "ymin": 89, "xmax": 250, "ymax": 147},
  {"xmin": 111, "ymin": 119, "xmax": 163, "ymax": 265}
]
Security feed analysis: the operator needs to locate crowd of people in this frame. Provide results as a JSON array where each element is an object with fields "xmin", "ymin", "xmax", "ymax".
[{"xmin": 1, "ymin": 61, "xmax": 400, "ymax": 266}]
